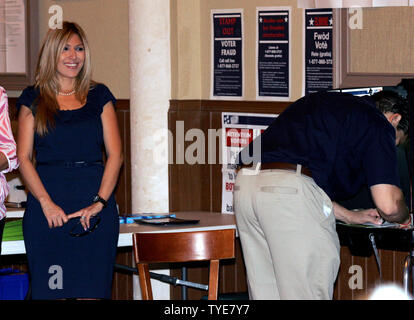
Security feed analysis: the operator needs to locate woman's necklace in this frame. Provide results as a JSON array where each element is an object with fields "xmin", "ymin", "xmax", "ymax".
[
  {"xmin": 58, "ymin": 90, "xmax": 76, "ymax": 96},
  {"xmin": 57, "ymin": 89, "xmax": 82, "ymax": 110}
]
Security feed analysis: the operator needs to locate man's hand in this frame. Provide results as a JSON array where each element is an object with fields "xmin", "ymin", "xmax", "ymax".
[
  {"xmin": 333, "ymin": 201, "xmax": 383, "ymax": 225},
  {"xmin": 347, "ymin": 208, "xmax": 383, "ymax": 225}
]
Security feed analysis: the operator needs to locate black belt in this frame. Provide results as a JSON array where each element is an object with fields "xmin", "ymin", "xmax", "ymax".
[
  {"xmin": 240, "ymin": 162, "xmax": 312, "ymax": 178},
  {"xmin": 37, "ymin": 161, "xmax": 103, "ymax": 168}
]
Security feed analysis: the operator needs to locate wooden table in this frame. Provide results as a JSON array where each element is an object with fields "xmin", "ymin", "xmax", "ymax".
[
  {"xmin": 2, "ymin": 211, "xmax": 237, "ymax": 255},
  {"xmin": 336, "ymin": 221, "xmax": 414, "ymax": 295},
  {"xmin": 2, "ymin": 211, "xmax": 237, "ymax": 299}
]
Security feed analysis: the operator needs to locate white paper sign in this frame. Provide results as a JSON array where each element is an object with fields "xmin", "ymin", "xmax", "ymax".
[
  {"xmin": 0, "ymin": 0, "xmax": 26, "ymax": 73},
  {"xmin": 221, "ymin": 112, "xmax": 277, "ymax": 213}
]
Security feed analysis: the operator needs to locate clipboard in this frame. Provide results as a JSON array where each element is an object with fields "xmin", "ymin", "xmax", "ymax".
[{"xmin": 135, "ymin": 217, "xmax": 200, "ymax": 226}]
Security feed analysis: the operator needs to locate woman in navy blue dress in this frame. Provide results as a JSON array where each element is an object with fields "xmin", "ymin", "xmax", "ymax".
[{"xmin": 16, "ymin": 22, "xmax": 123, "ymax": 299}]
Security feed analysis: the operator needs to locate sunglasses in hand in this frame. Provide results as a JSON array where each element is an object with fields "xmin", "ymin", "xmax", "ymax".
[{"xmin": 69, "ymin": 215, "xmax": 101, "ymax": 237}]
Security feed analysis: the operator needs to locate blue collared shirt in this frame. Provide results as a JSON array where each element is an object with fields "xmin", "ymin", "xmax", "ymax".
[{"xmin": 238, "ymin": 91, "xmax": 400, "ymax": 200}]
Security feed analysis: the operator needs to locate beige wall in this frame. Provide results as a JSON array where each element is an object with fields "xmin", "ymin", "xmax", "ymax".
[
  {"xmin": 170, "ymin": 0, "xmax": 202, "ymax": 100},
  {"xmin": 38, "ymin": 0, "xmax": 130, "ymax": 99},
  {"xmin": 172, "ymin": 0, "xmax": 305, "ymax": 101},
  {"xmin": 30, "ymin": 2, "xmax": 414, "ymax": 102},
  {"xmin": 33, "ymin": 0, "xmax": 305, "ymax": 101},
  {"xmin": 173, "ymin": 2, "xmax": 414, "ymax": 101}
]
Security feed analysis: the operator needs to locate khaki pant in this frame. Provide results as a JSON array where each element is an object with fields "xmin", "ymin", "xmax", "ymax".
[{"xmin": 233, "ymin": 167, "xmax": 340, "ymax": 300}]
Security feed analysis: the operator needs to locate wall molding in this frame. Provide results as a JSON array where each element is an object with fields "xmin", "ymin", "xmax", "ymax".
[{"xmin": 170, "ymin": 99, "xmax": 291, "ymax": 114}]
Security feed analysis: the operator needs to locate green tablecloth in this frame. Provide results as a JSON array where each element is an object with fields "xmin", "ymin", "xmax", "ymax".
[{"xmin": 2, "ymin": 220, "xmax": 23, "ymax": 241}]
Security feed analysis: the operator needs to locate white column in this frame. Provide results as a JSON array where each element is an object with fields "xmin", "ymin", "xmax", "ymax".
[{"xmin": 129, "ymin": 0, "xmax": 171, "ymax": 300}]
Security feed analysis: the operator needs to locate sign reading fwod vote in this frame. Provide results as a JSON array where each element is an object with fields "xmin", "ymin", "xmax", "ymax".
[
  {"xmin": 211, "ymin": 9, "xmax": 243, "ymax": 99},
  {"xmin": 304, "ymin": 9, "xmax": 333, "ymax": 95}
]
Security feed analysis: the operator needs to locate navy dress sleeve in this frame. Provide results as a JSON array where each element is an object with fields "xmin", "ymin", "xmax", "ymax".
[
  {"xmin": 16, "ymin": 86, "xmax": 39, "ymax": 115},
  {"xmin": 94, "ymin": 83, "xmax": 116, "ymax": 113}
]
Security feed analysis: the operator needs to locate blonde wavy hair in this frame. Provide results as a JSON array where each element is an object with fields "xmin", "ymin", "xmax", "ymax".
[{"xmin": 34, "ymin": 21, "xmax": 94, "ymax": 135}]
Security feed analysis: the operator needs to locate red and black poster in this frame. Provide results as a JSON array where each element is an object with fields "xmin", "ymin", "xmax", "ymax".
[
  {"xmin": 304, "ymin": 9, "xmax": 333, "ymax": 95},
  {"xmin": 211, "ymin": 9, "xmax": 243, "ymax": 99},
  {"xmin": 256, "ymin": 7, "xmax": 291, "ymax": 100}
]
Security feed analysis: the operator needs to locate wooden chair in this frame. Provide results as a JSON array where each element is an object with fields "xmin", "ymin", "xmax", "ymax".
[{"xmin": 132, "ymin": 229, "xmax": 236, "ymax": 300}]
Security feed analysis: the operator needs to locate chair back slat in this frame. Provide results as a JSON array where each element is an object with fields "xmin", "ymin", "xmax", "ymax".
[
  {"xmin": 133, "ymin": 229, "xmax": 235, "ymax": 264},
  {"xmin": 132, "ymin": 228, "xmax": 236, "ymax": 300}
]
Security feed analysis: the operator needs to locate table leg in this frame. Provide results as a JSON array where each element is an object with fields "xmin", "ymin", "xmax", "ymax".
[
  {"xmin": 408, "ymin": 250, "xmax": 414, "ymax": 296},
  {"xmin": 182, "ymin": 266, "xmax": 187, "ymax": 300},
  {"xmin": 403, "ymin": 250, "xmax": 414, "ymax": 295}
]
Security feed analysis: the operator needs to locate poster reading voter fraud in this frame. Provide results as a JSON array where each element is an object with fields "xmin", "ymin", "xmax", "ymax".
[{"xmin": 211, "ymin": 9, "xmax": 244, "ymax": 99}]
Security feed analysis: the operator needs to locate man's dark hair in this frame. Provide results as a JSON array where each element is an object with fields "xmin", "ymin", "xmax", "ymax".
[
  {"xmin": 398, "ymin": 112, "xmax": 409, "ymax": 134},
  {"xmin": 372, "ymin": 90, "xmax": 409, "ymax": 133}
]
